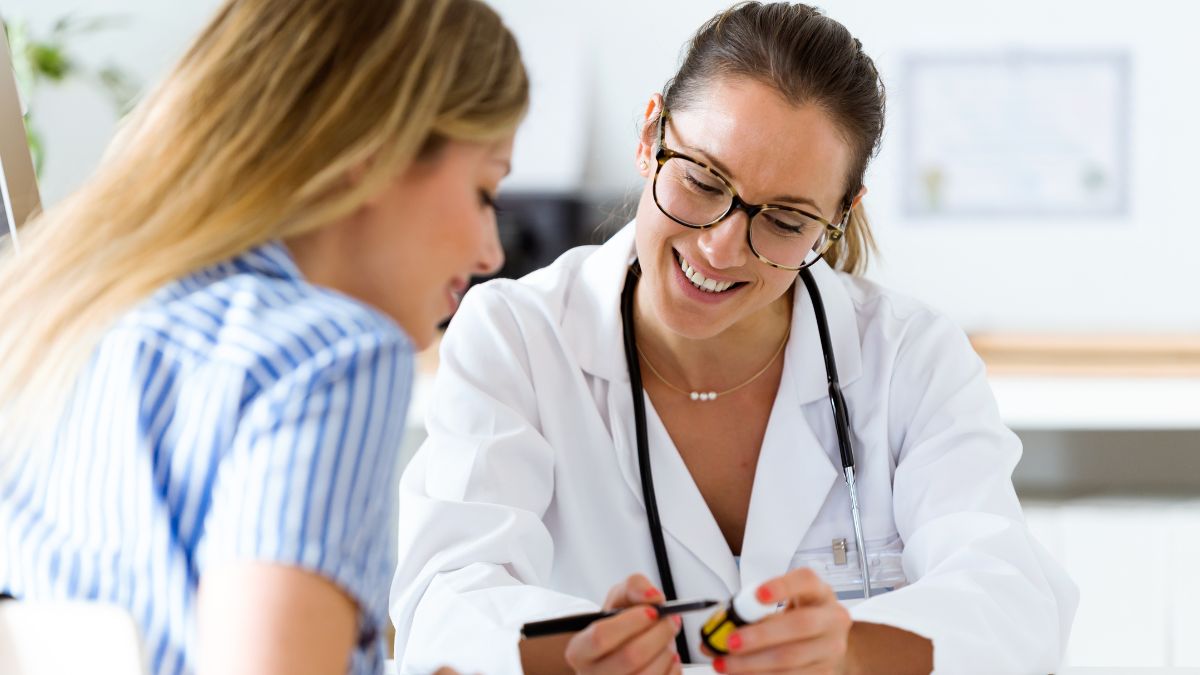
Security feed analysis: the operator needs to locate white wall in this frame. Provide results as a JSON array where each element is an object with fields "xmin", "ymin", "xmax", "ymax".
[
  {"xmin": 5, "ymin": 0, "xmax": 221, "ymax": 204},
  {"xmin": 10, "ymin": 0, "xmax": 1199, "ymax": 334}
]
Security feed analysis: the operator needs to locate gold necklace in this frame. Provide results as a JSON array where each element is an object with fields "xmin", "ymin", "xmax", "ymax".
[{"xmin": 636, "ymin": 326, "xmax": 790, "ymax": 402}]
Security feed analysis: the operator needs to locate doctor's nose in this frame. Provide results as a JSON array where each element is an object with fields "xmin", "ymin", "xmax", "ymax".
[{"xmin": 696, "ymin": 210, "xmax": 750, "ymax": 270}]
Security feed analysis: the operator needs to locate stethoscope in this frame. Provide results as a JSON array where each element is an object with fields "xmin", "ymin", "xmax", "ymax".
[{"xmin": 619, "ymin": 260, "xmax": 870, "ymax": 662}]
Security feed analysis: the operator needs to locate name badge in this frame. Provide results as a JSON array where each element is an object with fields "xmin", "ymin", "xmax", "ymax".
[{"xmin": 789, "ymin": 532, "xmax": 908, "ymax": 605}]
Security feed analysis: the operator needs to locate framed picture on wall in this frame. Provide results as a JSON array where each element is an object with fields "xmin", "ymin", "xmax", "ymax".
[{"xmin": 901, "ymin": 51, "xmax": 1130, "ymax": 219}]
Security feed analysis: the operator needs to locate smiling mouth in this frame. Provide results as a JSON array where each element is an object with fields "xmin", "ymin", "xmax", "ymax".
[{"xmin": 674, "ymin": 250, "xmax": 746, "ymax": 294}]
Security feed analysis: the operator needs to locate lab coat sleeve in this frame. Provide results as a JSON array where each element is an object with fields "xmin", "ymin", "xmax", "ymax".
[
  {"xmin": 849, "ymin": 311, "xmax": 1078, "ymax": 673},
  {"xmin": 389, "ymin": 283, "xmax": 598, "ymax": 675}
]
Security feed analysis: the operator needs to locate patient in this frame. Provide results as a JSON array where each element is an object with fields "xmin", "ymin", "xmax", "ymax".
[{"xmin": 0, "ymin": 1, "xmax": 526, "ymax": 673}]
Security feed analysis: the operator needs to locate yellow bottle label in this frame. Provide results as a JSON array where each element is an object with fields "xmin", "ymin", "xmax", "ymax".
[{"xmin": 700, "ymin": 611, "xmax": 737, "ymax": 655}]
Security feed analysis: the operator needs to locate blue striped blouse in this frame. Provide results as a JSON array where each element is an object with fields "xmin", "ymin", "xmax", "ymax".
[{"xmin": 0, "ymin": 241, "xmax": 412, "ymax": 675}]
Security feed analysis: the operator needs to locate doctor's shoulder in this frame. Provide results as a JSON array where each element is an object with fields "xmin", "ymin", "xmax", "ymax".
[
  {"xmin": 447, "ymin": 243, "xmax": 599, "ymax": 337},
  {"xmin": 837, "ymin": 272, "xmax": 985, "ymax": 382},
  {"xmin": 438, "ymin": 245, "xmax": 597, "ymax": 380}
]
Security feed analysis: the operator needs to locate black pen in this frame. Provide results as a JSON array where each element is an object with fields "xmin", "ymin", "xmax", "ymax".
[{"xmin": 520, "ymin": 598, "xmax": 720, "ymax": 638}]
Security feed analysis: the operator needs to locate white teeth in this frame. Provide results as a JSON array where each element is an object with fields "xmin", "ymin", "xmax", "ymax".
[{"xmin": 678, "ymin": 254, "xmax": 735, "ymax": 293}]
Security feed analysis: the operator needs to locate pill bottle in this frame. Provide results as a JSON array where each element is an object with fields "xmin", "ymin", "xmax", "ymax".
[{"xmin": 699, "ymin": 586, "xmax": 776, "ymax": 654}]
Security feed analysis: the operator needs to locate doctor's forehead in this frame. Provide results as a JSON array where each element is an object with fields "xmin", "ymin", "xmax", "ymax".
[{"xmin": 666, "ymin": 78, "xmax": 852, "ymax": 205}]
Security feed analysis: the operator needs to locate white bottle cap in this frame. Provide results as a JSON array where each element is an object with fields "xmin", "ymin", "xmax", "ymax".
[{"xmin": 731, "ymin": 585, "xmax": 777, "ymax": 623}]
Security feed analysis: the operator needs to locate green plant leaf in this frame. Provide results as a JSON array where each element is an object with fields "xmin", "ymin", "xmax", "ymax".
[
  {"xmin": 52, "ymin": 14, "xmax": 129, "ymax": 38},
  {"xmin": 4, "ymin": 12, "xmax": 139, "ymax": 181},
  {"xmin": 30, "ymin": 43, "xmax": 73, "ymax": 81}
]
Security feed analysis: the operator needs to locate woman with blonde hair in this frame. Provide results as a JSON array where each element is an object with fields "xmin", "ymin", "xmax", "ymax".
[{"xmin": 0, "ymin": 1, "xmax": 526, "ymax": 673}]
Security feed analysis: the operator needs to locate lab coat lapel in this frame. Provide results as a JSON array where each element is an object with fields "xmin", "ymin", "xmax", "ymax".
[
  {"xmin": 606, "ymin": 384, "xmax": 741, "ymax": 596},
  {"xmin": 558, "ymin": 220, "xmax": 644, "ymax": 526},
  {"xmin": 738, "ymin": 261, "xmax": 861, "ymax": 589},
  {"xmin": 563, "ymin": 221, "xmax": 666, "ymax": 574},
  {"xmin": 560, "ymin": 222, "xmax": 636, "ymax": 385},
  {"xmin": 569, "ymin": 222, "xmax": 738, "ymax": 594},
  {"xmin": 561, "ymin": 222, "xmax": 638, "ymax": 491},
  {"xmin": 737, "ymin": 379, "xmax": 838, "ymax": 589}
]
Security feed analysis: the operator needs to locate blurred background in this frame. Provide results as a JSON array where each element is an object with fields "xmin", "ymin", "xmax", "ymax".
[{"xmin": 5, "ymin": 0, "xmax": 1200, "ymax": 667}]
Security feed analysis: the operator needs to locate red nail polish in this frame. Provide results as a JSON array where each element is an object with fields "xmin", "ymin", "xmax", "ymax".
[
  {"xmin": 645, "ymin": 588, "xmax": 663, "ymax": 600},
  {"xmin": 671, "ymin": 615, "xmax": 682, "ymax": 628},
  {"xmin": 673, "ymin": 653, "xmax": 681, "ymax": 664},
  {"xmin": 713, "ymin": 657, "xmax": 727, "ymax": 673},
  {"xmin": 645, "ymin": 606, "xmax": 659, "ymax": 620},
  {"xmin": 755, "ymin": 585, "xmax": 773, "ymax": 603},
  {"xmin": 728, "ymin": 632, "xmax": 742, "ymax": 651}
]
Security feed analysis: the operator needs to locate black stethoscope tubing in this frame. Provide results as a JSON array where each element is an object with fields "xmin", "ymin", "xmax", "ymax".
[{"xmin": 619, "ymin": 260, "xmax": 865, "ymax": 664}]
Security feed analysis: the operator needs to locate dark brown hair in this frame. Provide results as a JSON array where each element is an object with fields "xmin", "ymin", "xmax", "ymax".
[{"xmin": 662, "ymin": 2, "xmax": 885, "ymax": 274}]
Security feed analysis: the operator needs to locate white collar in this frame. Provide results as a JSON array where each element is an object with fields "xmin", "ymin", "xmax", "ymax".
[{"xmin": 560, "ymin": 220, "xmax": 864, "ymax": 404}]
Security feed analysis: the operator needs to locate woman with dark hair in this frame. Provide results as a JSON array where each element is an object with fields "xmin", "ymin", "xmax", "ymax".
[{"xmin": 391, "ymin": 3, "xmax": 1076, "ymax": 673}]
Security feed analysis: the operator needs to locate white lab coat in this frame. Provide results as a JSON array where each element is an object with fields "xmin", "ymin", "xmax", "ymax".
[{"xmin": 390, "ymin": 222, "xmax": 1077, "ymax": 674}]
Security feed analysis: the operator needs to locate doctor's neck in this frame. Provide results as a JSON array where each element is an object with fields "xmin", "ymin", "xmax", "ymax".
[{"xmin": 632, "ymin": 285, "xmax": 793, "ymax": 393}]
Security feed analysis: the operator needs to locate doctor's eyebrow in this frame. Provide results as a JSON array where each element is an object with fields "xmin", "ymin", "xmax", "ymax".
[{"xmin": 678, "ymin": 139, "xmax": 824, "ymax": 213}]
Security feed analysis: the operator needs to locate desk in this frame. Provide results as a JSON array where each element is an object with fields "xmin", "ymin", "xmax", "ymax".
[
  {"xmin": 972, "ymin": 333, "xmax": 1200, "ymax": 431},
  {"xmin": 1061, "ymin": 670, "xmax": 1200, "ymax": 674},
  {"xmin": 989, "ymin": 376, "xmax": 1200, "ymax": 430},
  {"xmin": 383, "ymin": 661, "xmax": 1200, "ymax": 674}
]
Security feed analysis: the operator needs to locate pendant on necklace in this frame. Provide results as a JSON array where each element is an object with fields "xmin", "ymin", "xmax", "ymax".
[{"xmin": 689, "ymin": 391, "xmax": 719, "ymax": 402}]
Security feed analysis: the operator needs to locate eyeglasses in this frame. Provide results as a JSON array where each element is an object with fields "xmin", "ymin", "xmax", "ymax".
[{"xmin": 651, "ymin": 109, "xmax": 848, "ymax": 271}]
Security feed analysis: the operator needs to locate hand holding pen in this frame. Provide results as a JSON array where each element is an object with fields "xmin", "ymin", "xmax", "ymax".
[{"xmin": 563, "ymin": 573, "xmax": 685, "ymax": 675}]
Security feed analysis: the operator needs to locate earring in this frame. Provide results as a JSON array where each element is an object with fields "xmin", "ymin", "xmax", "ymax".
[{"xmin": 639, "ymin": 160, "xmax": 649, "ymax": 171}]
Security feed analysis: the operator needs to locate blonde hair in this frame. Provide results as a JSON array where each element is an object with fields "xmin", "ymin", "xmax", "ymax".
[{"xmin": 0, "ymin": 0, "xmax": 528, "ymax": 453}]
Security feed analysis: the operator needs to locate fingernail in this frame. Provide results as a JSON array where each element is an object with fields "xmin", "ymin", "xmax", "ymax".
[
  {"xmin": 644, "ymin": 588, "xmax": 663, "ymax": 600},
  {"xmin": 644, "ymin": 606, "xmax": 659, "ymax": 620},
  {"xmin": 713, "ymin": 657, "xmax": 727, "ymax": 673},
  {"xmin": 671, "ymin": 615, "xmax": 682, "ymax": 629},
  {"xmin": 728, "ymin": 632, "xmax": 742, "ymax": 652},
  {"xmin": 673, "ymin": 652, "xmax": 681, "ymax": 664},
  {"xmin": 755, "ymin": 585, "xmax": 773, "ymax": 603}
]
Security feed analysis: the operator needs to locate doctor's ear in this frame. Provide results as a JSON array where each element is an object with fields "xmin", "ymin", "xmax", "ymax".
[{"xmin": 635, "ymin": 94, "xmax": 665, "ymax": 176}]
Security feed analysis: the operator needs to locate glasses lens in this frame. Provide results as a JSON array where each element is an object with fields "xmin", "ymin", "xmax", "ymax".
[
  {"xmin": 750, "ymin": 208, "xmax": 829, "ymax": 268},
  {"xmin": 655, "ymin": 157, "xmax": 731, "ymax": 226}
]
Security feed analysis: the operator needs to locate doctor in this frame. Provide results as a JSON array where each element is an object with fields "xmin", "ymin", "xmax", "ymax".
[{"xmin": 391, "ymin": 3, "xmax": 1076, "ymax": 674}]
